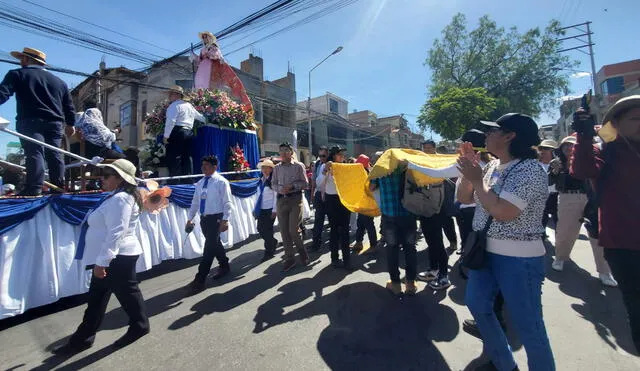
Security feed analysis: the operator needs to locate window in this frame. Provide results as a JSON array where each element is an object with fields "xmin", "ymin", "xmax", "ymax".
[
  {"xmin": 329, "ymin": 98, "xmax": 339, "ymax": 114},
  {"xmin": 120, "ymin": 101, "xmax": 132, "ymax": 127},
  {"xmin": 141, "ymin": 100, "xmax": 147, "ymax": 120},
  {"xmin": 601, "ymin": 76, "xmax": 624, "ymax": 96},
  {"xmin": 175, "ymin": 79, "xmax": 194, "ymax": 90}
]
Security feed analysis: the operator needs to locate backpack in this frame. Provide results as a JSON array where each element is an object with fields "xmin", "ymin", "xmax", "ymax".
[{"xmin": 401, "ymin": 170, "xmax": 444, "ymax": 217}]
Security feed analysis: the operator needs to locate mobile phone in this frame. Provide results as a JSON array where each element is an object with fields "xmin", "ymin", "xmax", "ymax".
[{"xmin": 581, "ymin": 89, "xmax": 592, "ymax": 113}]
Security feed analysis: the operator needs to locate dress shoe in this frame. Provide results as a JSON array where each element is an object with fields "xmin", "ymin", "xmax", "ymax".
[
  {"xmin": 212, "ymin": 264, "xmax": 230, "ymax": 279},
  {"xmin": 112, "ymin": 328, "xmax": 150, "ymax": 349},
  {"xmin": 185, "ymin": 280, "xmax": 205, "ymax": 295}
]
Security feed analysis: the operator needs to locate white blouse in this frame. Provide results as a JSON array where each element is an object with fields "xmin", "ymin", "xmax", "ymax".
[{"xmin": 86, "ymin": 192, "xmax": 142, "ymax": 267}]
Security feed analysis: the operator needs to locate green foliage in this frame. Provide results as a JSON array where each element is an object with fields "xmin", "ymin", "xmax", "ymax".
[
  {"xmin": 418, "ymin": 87, "xmax": 496, "ymax": 139},
  {"xmin": 420, "ymin": 13, "xmax": 577, "ymax": 138}
]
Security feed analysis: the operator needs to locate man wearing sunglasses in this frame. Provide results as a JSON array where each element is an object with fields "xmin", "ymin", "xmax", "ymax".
[{"xmin": 311, "ymin": 146, "xmax": 329, "ymax": 251}]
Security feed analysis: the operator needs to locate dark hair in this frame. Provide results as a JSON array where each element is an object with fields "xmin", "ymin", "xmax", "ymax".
[
  {"xmin": 121, "ymin": 183, "xmax": 143, "ymax": 209},
  {"xmin": 328, "ymin": 146, "xmax": 346, "ymax": 162},
  {"xmin": 201, "ymin": 155, "xmax": 219, "ymax": 166},
  {"xmin": 83, "ymin": 100, "xmax": 97, "ymax": 111},
  {"xmin": 317, "ymin": 146, "xmax": 328, "ymax": 153},
  {"xmin": 279, "ymin": 142, "xmax": 293, "ymax": 150},
  {"xmin": 557, "ymin": 143, "xmax": 572, "ymax": 167},
  {"xmin": 508, "ymin": 133, "xmax": 538, "ymax": 160},
  {"xmin": 422, "ymin": 140, "xmax": 436, "ymax": 147}
]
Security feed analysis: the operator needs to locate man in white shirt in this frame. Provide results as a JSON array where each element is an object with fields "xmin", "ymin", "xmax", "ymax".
[
  {"xmin": 185, "ymin": 155, "xmax": 233, "ymax": 294},
  {"xmin": 537, "ymin": 139, "xmax": 558, "ymax": 229},
  {"xmin": 164, "ymin": 85, "xmax": 206, "ymax": 183}
]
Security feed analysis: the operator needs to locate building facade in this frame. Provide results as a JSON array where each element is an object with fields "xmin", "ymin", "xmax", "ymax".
[{"xmin": 71, "ymin": 54, "xmax": 297, "ymax": 155}]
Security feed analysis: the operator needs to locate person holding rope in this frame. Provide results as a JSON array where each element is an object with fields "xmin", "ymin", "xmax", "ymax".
[{"xmin": 0, "ymin": 47, "xmax": 76, "ymax": 196}]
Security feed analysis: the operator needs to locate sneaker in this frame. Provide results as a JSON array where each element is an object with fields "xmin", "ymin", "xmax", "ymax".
[
  {"xmin": 551, "ymin": 259, "xmax": 565, "ymax": 272},
  {"xmin": 417, "ymin": 270, "xmax": 439, "ymax": 282},
  {"xmin": 428, "ymin": 276, "xmax": 451, "ymax": 290},
  {"xmin": 404, "ymin": 280, "xmax": 418, "ymax": 296},
  {"xmin": 599, "ymin": 273, "xmax": 618, "ymax": 287},
  {"xmin": 212, "ymin": 264, "xmax": 230, "ymax": 279},
  {"xmin": 352, "ymin": 242, "xmax": 364, "ymax": 252},
  {"xmin": 282, "ymin": 259, "xmax": 297, "ymax": 272},
  {"xmin": 385, "ymin": 281, "xmax": 403, "ymax": 296}
]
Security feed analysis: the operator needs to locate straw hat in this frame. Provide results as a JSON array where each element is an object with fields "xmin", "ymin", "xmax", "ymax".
[
  {"xmin": 198, "ymin": 31, "xmax": 218, "ymax": 46},
  {"xmin": 98, "ymin": 159, "xmax": 138, "ymax": 186},
  {"xmin": 168, "ymin": 85, "xmax": 184, "ymax": 96},
  {"xmin": 11, "ymin": 47, "xmax": 47, "ymax": 65},
  {"xmin": 560, "ymin": 136, "xmax": 577, "ymax": 146},
  {"xmin": 599, "ymin": 95, "xmax": 640, "ymax": 143},
  {"xmin": 258, "ymin": 159, "xmax": 275, "ymax": 168},
  {"xmin": 539, "ymin": 139, "xmax": 558, "ymax": 149}
]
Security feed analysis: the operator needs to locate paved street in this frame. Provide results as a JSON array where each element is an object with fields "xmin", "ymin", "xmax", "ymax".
[{"xmin": 1, "ymin": 221, "xmax": 639, "ymax": 371}]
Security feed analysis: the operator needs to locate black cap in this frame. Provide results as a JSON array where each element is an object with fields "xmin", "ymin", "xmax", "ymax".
[
  {"xmin": 460, "ymin": 129, "xmax": 486, "ymax": 149},
  {"xmin": 329, "ymin": 145, "xmax": 347, "ymax": 156},
  {"xmin": 480, "ymin": 113, "xmax": 541, "ymax": 146}
]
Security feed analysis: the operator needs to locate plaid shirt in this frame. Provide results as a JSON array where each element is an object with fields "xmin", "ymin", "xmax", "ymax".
[{"xmin": 371, "ymin": 169, "xmax": 409, "ymax": 217}]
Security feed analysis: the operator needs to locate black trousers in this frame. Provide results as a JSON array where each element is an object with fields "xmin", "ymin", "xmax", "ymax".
[
  {"xmin": 166, "ymin": 126, "xmax": 194, "ymax": 183},
  {"xmin": 196, "ymin": 214, "xmax": 229, "ymax": 283},
  {"xmin": 543, "ymin": 192, "xmax": 559, "ymax": 228},
  {"xmin": 604, "ymin": 248, "xmax": 640, "ymax": 352},
  {"xmin": 312, "ymin": 192, "xmax": 328, "ymax": 249},
  {"xmin": 17, "ymin": 119, "xmax": 64, "ymax": 194},
  {"xmin": 420, "ymin": 213, "xmax": 449, "ymax": 275},
  {"xmin": 456, "ymin": 207, "xmax": 476, "ymax": 251},
  {"xmin": 442, "ymin": 216, "xmax": 458, "ymax": 245},
  {"xmin": 257, "ymin": 208, "xmax": 277, "ymax": 254},
  {"xmin": 85, "ymin": 141, "xmax": 126, "ymax": 160},
  {"xmin": 69, "ymin": 255, "xmax": 149, "ymax": 346},
  {"xmin": 355, "ymin": 213, "xmax": 377, "ymax": 246},
  {"xmin": 383, "ymin": 215, "xmax": 418, "ymax": 282},
  {"xmin": 325, "ymin": 194, "xmax": 351, "ymax": 263}
]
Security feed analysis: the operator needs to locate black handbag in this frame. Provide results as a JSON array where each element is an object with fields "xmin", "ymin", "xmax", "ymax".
[
  {"xmin": 461, "ymin": 216, "xmax": 493, "ymax": 269},
  {"xmin": 461, "ymin": 160, "xmax": 523, "ymax": 270}
]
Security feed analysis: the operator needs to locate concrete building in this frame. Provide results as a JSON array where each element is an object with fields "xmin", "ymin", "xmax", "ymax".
[
  {"xmin": 295, "ymin": 94, "xmax": 424, "ymax": 164},
  {"xmin": 594, "ymin": 59, "xmax": 640, "ymax": 121},
  {"xmin": 539, "ymin": 124, "xmax": 556, "ymax": 141},
  {"xmin": 556, "ymin": 97, "xmax": 582, "ymax": 140},
  {"xmin": 71, "ymin": 54, "xmax": 297, "ymax": 155}
]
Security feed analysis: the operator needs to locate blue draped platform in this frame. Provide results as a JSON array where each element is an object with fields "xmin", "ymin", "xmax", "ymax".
[
  {"xmin": 193, "ymin": 126, "xmax": 260, "ymax": 172},
  {"xmin": 0, "ymin": 179, "xmax": 261, "ymax": 235}
]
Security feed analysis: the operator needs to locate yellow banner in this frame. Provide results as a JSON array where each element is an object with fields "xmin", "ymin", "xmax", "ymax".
[{"xmin": 331, "ymin": 149, "xmax": 459, "ymax": 217}]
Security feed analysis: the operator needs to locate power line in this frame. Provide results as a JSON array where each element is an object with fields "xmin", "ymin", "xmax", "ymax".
[{"xmin": 21, "ymin": 0, "xmax": 175, "ymax": 54}]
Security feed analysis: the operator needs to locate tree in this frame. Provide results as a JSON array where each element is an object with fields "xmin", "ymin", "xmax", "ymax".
[
  {"xmin": 419, "ymin": 14, "xmax": 577, "ymax": 137},
  {"xmin": 418, "ymin": 87, "xmax": 496, "ymax": 139}
]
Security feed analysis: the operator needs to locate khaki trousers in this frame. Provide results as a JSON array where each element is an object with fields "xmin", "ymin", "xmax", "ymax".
[
  {"xmin": 555, "ymin": 193, "xmax": 611, "ymax": 274},
  {"xmin": 276, "ymin": 193, "xmax": 305, "ymax": 261}
]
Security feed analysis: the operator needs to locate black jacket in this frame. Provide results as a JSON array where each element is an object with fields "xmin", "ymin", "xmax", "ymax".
[{"xmin": 0, "ymin": 66, "xmax": 75, "ymax": 125}]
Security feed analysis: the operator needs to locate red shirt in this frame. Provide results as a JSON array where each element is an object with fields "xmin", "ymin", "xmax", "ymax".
[{"xmin": 571, "ymin": 134, "xmax": 640, "ymax": 250}]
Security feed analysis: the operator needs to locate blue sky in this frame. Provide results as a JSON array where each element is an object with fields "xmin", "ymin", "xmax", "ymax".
[{"xmin": 1, "ymin": 0, "xmax": 639, "ymax": 157}]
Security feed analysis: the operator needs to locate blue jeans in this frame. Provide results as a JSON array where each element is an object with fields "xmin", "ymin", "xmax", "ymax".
[{"xmin": 466, "ymin": 253, "xmax": 555, "ymax": 371}]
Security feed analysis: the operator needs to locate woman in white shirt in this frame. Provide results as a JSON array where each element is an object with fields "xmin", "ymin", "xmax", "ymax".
[
  {"xmin": 318, "ymin": 146, "xmax": 352, "ymax": 270},
  {"xmin": 457, "ymin": 114, "xmax": 555, "ymax": 371},
  {"xmin": 54, "ymin": 159, "xmax": 149, "ymax": 355},
  {"xmin": 254, "ymin": 159, "xmax": 278, "ymax": 262}
]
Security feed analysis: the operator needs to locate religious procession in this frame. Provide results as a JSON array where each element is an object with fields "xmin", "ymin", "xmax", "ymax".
[{"xmin": 0, "ymin": 1, "xmax": 639, "ymax": 370}]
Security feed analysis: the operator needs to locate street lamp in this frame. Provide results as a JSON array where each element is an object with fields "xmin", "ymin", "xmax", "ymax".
[{"xmin": 308, "ymin": 46, "xmax": 343, "ymax": 159}]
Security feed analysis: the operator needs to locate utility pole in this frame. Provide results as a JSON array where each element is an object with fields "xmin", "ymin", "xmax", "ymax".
[{"xmin": 557, "ymin": 21, "xmax": 598, "ymax": 95}]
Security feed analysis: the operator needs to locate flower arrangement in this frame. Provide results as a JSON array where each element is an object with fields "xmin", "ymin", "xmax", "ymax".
[
  {"xmin": 144, "ymin": 89, "xmax": 256, "ymax": 137},
  {"xmin": 139, "ymin": 138, "xmax": 167, "ymax": 170},
  {"xmin": 228, "ymin": 144, "xmax": 251, "ymax": 172}
]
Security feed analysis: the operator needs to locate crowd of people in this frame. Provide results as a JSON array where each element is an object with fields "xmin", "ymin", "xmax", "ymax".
[{"xmin": 2, "ymin": 46, "xmax": 640, "ymax": 370}]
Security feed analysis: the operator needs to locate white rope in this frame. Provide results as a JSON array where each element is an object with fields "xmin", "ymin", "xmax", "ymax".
[{"xmin": 146, "ymin": 169, "xmax": 260, "ymax": 182}]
